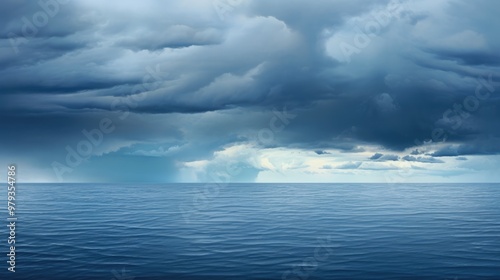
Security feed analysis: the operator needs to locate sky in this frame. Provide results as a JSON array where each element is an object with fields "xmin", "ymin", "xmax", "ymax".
[{"xmin": 1, "ymin": 0, "xmax": 499, "ymax": 183}]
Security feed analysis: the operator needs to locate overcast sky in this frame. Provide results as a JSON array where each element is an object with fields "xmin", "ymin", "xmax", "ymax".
[{"xmin": 1, "ymin": 0, "xmax": 499, "ymax": 183}]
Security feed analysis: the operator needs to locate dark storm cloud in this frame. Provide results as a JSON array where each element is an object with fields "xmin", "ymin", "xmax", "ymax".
[
  {"xmin": 402, "ymin": 155, "xmax": 444, "ymax": 164},
  {"xmin": 369, "ymin": 153, "xmax": 400, "ymax": 161},
  {"xmin": 1, "ymin": 0, "xmax": 500, "ymax": 181},
  {"xmin": 431, "ymin": 140, "xmax": 500, "ymax": 157},
  {"xmin": 114, "ymin": 25, "xmax": 223, "ymax": 51},
  {"xmin": 370, "ymin": 153, "xmax": 384, "ymax": 160},
  {"xmin": 431, "ymin": 49, "xmax": 500, "ymax": 66},
  {"xmin": 411, "ymin": 149, "xmax": 424, "ymax": 155}
]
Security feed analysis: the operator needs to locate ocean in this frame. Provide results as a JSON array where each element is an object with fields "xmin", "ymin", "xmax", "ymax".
[{"xmin": 1, "ymin": 183, "xmax": 499, "ymax": 279}]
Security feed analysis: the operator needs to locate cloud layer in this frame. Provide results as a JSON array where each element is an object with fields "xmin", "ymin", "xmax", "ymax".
[{"xmin": 1, "ymin": 0, "xmax": 499, "ymax": 182}]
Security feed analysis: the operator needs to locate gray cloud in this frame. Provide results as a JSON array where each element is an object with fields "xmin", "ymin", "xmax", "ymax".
[
  {"xmin": 369, "ymin": 153, "xmax": 400, "ymax": 161},
  {"xmin": 337, "ymin": 162, "xmax": 363, "ymax": 169},
  {"xmin": 402, "ymin": 155, "xmax": 444, "ymax": 164},
  {"xmin": 1, "ymin": 0, "xmax": 500, "ymax": 182}
]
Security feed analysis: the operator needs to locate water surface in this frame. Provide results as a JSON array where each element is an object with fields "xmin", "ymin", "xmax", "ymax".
[{"xmin": 1, "ymin": 183, "xmax": 499, "ymax": 279}]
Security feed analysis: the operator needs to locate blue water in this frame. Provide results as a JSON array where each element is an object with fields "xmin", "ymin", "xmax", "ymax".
[{"xmin": 1, "ymin": 183, "xmax": 500, "ymax": 279}]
